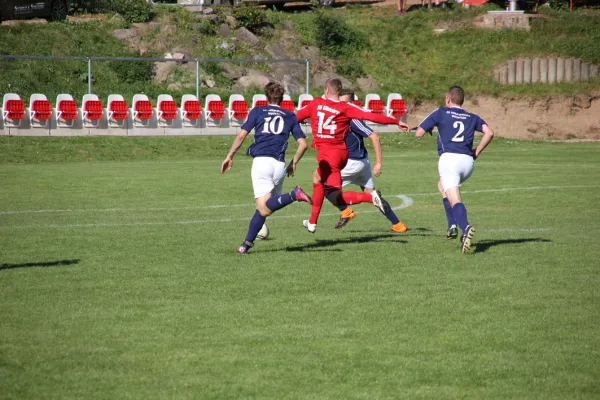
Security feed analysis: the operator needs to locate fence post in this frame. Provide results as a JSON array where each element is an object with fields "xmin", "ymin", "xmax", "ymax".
[
  {"xmin": 305, "ymin": 59, "xmax": 310, "ymax": 94},
  {"xmin": 87, "ymin": 57, "xmax": 92, "ymax": 94},
  {"xmin": 196, "ymin": 60, "xmax": 200, "ymax": 101}
]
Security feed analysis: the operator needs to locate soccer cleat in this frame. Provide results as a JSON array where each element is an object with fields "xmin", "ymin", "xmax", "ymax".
[
  {"xmin": 371, "ymin": 190, "xmax": 390, "ymax": 214},
  {"xmin": 460, "ymin": 225, "xmax": 475, "ymax": 255},
  {"xmin": 292, "ymin": 185, "xmax": 313, "ymax": 205},
  {"xmin": 303, "ymin": 220, "xmax": 317, "ymax": 233},
  {"xmin": 335, "ymin": 207, "xmax": 356, "ymax": 229},
  {"xmin": 390, "ymin": 221, "xmax": 408, "ymax": 233},
  {"xmin": 446, "ymin": 225, "xmax": 459, "ymax": 240},
  {"xmin": 237, "ymin": 240, "xmax": 254, "ymax": 254}
]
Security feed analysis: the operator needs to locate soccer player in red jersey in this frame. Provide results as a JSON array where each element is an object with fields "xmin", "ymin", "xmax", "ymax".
[{"xmin": 295, "ymin": 78, "xmax": 410, "ymax": 233}]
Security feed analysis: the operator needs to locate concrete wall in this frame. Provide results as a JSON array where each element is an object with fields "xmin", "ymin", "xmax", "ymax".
[{"xmin": 495, "ymin": 57, "xmax": 599, "ymax": 85}]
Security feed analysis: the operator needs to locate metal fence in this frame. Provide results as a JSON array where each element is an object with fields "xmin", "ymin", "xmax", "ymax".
[{"xmin": 0, "ymin": 54, "xmax": 311, "ymax": 99}]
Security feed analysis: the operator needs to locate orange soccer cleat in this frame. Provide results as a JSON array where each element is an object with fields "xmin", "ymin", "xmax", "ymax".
[{"xmin": 391, "ymin": 221, "xmax": 408, "ymax": 233}]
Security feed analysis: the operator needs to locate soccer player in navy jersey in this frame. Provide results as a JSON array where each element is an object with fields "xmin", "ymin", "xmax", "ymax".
[
  {"xmin": 326, "ymin": 89, "xmax": 408, "ymax": 233},
  {"xmin": 415, "ymin": 86, "xmax": 495, "ymax": 254},
  {"xmin": 296, "ymin": 78, "xmax": 409, "ymax": 234},
  {"xmin": 221, "ymin": 82, "xmax": 313, "ymax": 254}
]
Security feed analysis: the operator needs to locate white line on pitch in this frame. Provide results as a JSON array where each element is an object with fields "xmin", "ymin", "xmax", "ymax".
[
  {"xmin": 0, "ymin": 184, "xmax": 597, "ymax": 215},
  {"xmin": 0, "ymin": 197, "xmax": 413, "ymax": 230}
]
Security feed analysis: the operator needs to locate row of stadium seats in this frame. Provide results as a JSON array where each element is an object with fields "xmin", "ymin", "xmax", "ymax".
[{"xmin": 1, "ymin": 92, "xmax": 407, "ymax": 132}]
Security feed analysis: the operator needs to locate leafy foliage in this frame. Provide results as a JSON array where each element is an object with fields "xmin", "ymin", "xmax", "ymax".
[
  {"xmin": 313, "ymin": 11, "xmax": 366, "ymax": 59},
  {"xmin": 108, "ymin": 60, "xmax": 154, "ymax": 84},
  {"xmin": 70, "ymin": 0, "xmax": 154, "ymax": 23},
  {"xmin": 232, "ymin": 6, "xmax": 281, "ymax": 36}
]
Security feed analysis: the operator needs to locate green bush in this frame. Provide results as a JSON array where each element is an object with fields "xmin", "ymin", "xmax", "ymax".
[
  {"xmin": 313, "ymin": 11, "xmax": 366, "ymax": 59},
  {"xmin": 232, "ymin": 6, "xmax": 280, "ymax": 35},
  {"xmin": 548, "ymin": 0, "xmax": 569, "ymax": 10},
  {"xmin": 335, "ymin": 60, "xmax": 366, "ymax": 80},
  {"xmin": 70, "ymin": 0, "xmax": 112, "ymax": 13},
  {"xmin": 70, "ymin": 0, "xmax": 154, "ymax": 23},
  {"xmin": 112, "ymin": 0, "xmax": 154, "ymax": 23},
  {"xmin": 108, "ymin": 60, "xmax": 154, "ymax": 84}
]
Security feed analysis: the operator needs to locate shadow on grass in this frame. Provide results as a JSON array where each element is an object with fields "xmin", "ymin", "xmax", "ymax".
[
  {"xmin": 266, "ymin": 233, "xmax": 406, "ymax": 253},
  {"xmin": 0, "ymin": 259, "xmax": 80, "ymax": 271},
  {"xmin": 473, "ymin": 238, "xmax": 551, "ymax": 254},
  {"xmin": 345, "ymin": 227, "xmax": 434, "ymax": 237}
]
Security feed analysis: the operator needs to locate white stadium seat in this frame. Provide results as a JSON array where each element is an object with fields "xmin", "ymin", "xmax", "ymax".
[
  {"xmin": 28, "ymin": 93, "xmax": 51, "ymax": 129},
  {"xmin": 181, "ymin": 94, "xmax": 201, "ymax": 128},
  {"xmin": 252, "ymin": 94, "xmax": 268, "ymax": 109},
  {"xmin": 204, "ymin": 94, "xmax": 225, "ymax": 128},
  {"xmin": 386, "ymin": 93, "xmax": 407, "ymax": 121},
  {"xmin": 156, "ymin": 94, "xmax": 178, "ymax": 127},
  {"xmin": 298, "ymin": 94, "xmax": 313, "ymax": 109},
  {"xmin": 228, "ymin": 94, "xmax": 249, "ymax": 127},
  {"xmin": 2, "ymin": 93, "xmax": 25, "ymax": 128},
  {"xmin": 131, "ymin": 94, "xmax": 153, "ymax": 128},
  {"xmin": 81, "ymin": 94, "xmax": 103, "ymax": 128},
  {"xmin": 107, "ymin": 94, "xmax": 128, "ymax": 128},
  {"xmin": 55, "ymin": 94, "xmax": 77, "ymax": 128}
]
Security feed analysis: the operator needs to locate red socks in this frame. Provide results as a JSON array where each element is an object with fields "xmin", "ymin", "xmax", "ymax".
[{"xmin": 309, "ymin": 183, "xmax": 325, "ymax": 224}]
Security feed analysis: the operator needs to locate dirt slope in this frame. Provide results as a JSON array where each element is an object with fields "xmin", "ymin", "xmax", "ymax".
[{"xmin": 406, "ymin": 93, "xmax": 600, "ymax": 140}]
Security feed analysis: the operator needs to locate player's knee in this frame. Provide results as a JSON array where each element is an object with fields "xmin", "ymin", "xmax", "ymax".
[
  {"xmin": 255, "ymin": 197, "xmax": 272, "ymax": 217},
  {"xmin": 258, "ymin": 204, "xmax": 272, "ymax": 217}
]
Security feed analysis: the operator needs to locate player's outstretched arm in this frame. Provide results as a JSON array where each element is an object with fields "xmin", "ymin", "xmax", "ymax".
[
  {"xmin": 221, "ymin": 129, "xmax": 249, "ymax": 174},
  {"xmin": 287, "ymin": 138, "xmax": 308, "ymax": 177},
  {"xmin": 368, "ymin": 133, "xmax": 383, "ymax": 176},
  {"xmin": 415, "ymin": 127, "xmax": 428, "ymax": 138},
  {"xmin": 474, "ymin": 124, "xmax": 494, "ymax": 160},
  {"xmin": 345, "ymin": 105, "xmax": 409, "ymax": 131}
]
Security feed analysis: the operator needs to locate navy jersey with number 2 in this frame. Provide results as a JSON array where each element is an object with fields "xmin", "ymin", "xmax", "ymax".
[
  {"xmin": 242, "ymin": 105, "xmax": 306, "ymax": 162},
  {"xmin": 419, "ymin": 107, "xmax": 487, "ymax": 157}
]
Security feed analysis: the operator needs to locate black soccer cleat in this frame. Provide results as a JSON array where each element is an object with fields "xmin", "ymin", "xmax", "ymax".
[
  {"xmin": 460, "ymin": 225, "xmax": 475, "ymax": 255},
  {"xmin": 446, "ymin": 225, "xmax": 459, "ymax": 240}
]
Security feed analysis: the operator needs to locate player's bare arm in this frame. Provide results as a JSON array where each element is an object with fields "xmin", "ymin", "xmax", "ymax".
[
  {"xmin": 473, "ymin": 124, "xmax": 495, "ymax": 159},
  {"xmin": 221, "ymin": 129, "xmax": 250, "ymax": 173},
  {"xmin": 368, "ymin": 132, "xmax": 382, "ymax": 176},
  {"xmin": 287, "ymin": 138, "xmax": 308, "ymax": 177},
  {"xmin": 415, "ymin": 127, "xmax": 427, "ymax": 138}
]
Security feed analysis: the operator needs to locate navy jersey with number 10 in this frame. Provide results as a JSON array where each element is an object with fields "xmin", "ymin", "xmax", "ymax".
[
  {"xmin": 419, "ymin": 107, "xmax": 487, "ymax": 157},
  {"xmin": 242, "ymin": 105, "xmax": 306, "ymax": 162}
]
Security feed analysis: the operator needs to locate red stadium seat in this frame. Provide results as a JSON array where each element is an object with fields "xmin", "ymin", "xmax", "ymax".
[
  {"xmin": 353, "ymin": 99, "xmax": 363, "ymax": 107},
  {"xmin": 389, "ymin": 99, "xmax": 406, "ymax": 117},
  {"xmin": 208, "ymin": 100, "xmax": 225, "ymax": 119},
  {"xmin": 134, "ymin": 100, "xmax": 153, "ymax": 120},
  {"xmin": 84, "ymin": 100, "xmax": 103, "ymax": 120},
  {"xmin": 183, "ymin": 100, "xmax": 201, "ymax": 119},
  {"xmin": 5, "ymin": 99, "xmax": 25, "ymax": 120},
  {"xmin": 231, "ymin": 100, "xmax": 249, "ymax": 119},
  {"xmin": 300, "ymin": 99, "xmax": 312, "ymax": 109},
  {"xmin": 109, "ymin": 100, "xmax": 129, "ymax": 120},
  {"xmin": 31, "ymin": 100, "xmax": 51, "ymax": 120},
  {"xmin": 367, "ymin": 99, "xmax": 385, "ymax": 114},
  {"xmin": 57, "ymin": 100, "xmax": 77, "ymax": 121},
  {"xmin": 159, "ymin": 100, "xmax": 177, "ymax": 120},
  {"xmin": 281, "ymin": 100, "xmax": 295, "ymax": 112},
  {"xmin": 254, "ymin": 100, "xmax": 268, "ymax": 108}
]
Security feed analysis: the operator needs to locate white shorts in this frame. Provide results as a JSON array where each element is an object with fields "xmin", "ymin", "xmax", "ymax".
[
  {"xmin": 341, "ymin": 158, "xmax": 374, "ymax": 189},
  {"xmin": 251, "ymin": 157, "xmax": 286, "ymax": 198},
  {"xmin": 438, "ymin": 152, "xmax": 474, "ymax": 192}
]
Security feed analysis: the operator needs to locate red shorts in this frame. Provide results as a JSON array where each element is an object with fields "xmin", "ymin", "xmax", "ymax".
[{"xmin": 316, "ymin": 148, "xmax": 349, "ymax": 190}]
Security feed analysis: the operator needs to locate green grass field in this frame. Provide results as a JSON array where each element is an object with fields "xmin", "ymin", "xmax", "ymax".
[{"xmin": 1, "ymin": 136, "xmax": 599, "ymax": 398}]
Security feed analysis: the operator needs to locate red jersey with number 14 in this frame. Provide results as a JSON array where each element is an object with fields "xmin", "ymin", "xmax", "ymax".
[{"xmin": 296, "ymin": 97, "xmax": 400, "ymax": 151}]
